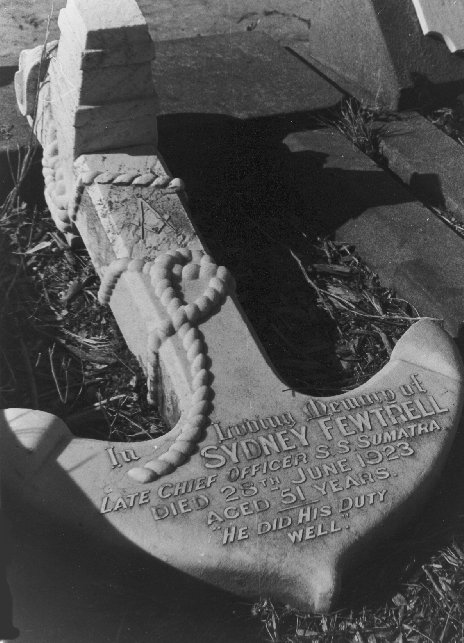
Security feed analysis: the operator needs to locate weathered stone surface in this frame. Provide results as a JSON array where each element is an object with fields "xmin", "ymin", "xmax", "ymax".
[
  {"xmin": 411, "ymin": 0, "xmax": 464, "ymax": 53},
  {"xmin": 2, "ymin": 319, "xmax": 463, "ymax": 615},
  {"xmin": 152, "ymin": 32, "xmax": 342, "ymax": 119},
  {"xmin": 374, "ymin": 112, "xmax": 464, "ymax": 221},
  {"xmin": 59, "ymin": 0, "xmax": 151, "ymax": 50},
  {"xmin": 284, "ymin": 127, "xmax": 464, "ymax": 336},
  {"xmin": 57, "ymin": 7, "xmax": 155, "ymax": 70},
  {"xmin": 14, "ymin": 42, "xmax": 57, "ymax": 119},
  {"xmin": 7, "ymin": 1, "xmax": 464, "ymax": 618},
  {"xmin": 5, "ymin": 3, "xmax": 464, "ymax": 632},
  {"xmin": 52, "ymin": 58, "xmax": 155, "ymax": 108},
  {"xmin": 1, "ymin": 31, "xmax": 340, "ymax": 210},
  {"xmin": 0, "ymin": 418, "xmax": 18, "ymax": 641},
  {"xmin": 1, "ymin": 31, "xmax": 342, "ymax": 202},
  {"xmin": 5, "ymin": 0, "xmax": 464, "ymax": 112}
]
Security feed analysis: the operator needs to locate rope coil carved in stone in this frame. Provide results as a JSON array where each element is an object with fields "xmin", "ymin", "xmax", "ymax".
[
  {"xmin": 98, "ymin": 248, "xmax": 234, "ymax": 483},
  {"xmin": 41, "ymin": 134, "xmax": 185, "ymax": 235}
]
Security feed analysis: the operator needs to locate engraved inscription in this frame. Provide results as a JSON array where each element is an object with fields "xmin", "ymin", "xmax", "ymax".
[
  {"xmin": 106, "ymin": 446, "xmax": 140, "ymax": 468},
  {"xmin": 99, "ymin": 373, "xmax": 452, "ymax": 551},
  {"xmin": 100, "ymin": 489, "xmax": 150, "ymax": 513},
  {"xmin": 196, "ymin": 373, "xmax": 450, "ymax": 546}
]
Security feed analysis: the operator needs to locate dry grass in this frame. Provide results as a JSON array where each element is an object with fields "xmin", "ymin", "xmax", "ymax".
[
  {"xmin": 0, "ymin": 201, "xmax": 167, "ymax": 441},
  {"xmin": 428, "ymin": 106, "xmax": 464, "ymax": 147},
  {"xmin": 253, "ymin": 539, "xmax": 464, "ymax": 642},
  {"xmin": 2, "ymin": 63, "xmax": 462, "ymax": 641},
  {"xmin": 319, "ymin": 99, "xmax": 386, "ymax": 165}
]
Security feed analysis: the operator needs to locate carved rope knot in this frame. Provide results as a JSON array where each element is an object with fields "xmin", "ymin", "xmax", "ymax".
[
  {"xmin": 41, "ymin": 133, "xmax": 186, "ymax": 236},
  {"xmin": 97, "ymin": 249, "xmax": 234, "ymax": 483},
  {"xmin": 79, "ymin": 170, "xmax": 185, "ymax": 191}
]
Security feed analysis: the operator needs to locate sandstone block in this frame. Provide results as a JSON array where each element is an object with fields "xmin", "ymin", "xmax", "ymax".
[
  {"xmin": 290, "ymin": 0, "xmax": 464, "ymax": 109},
  {"xmin": 412, "ymin": 0, "xmax": 464, "ymax": 53},
  {"xmin": 59, "ymin": 0, "xmax": 151, "ymax": 51}
]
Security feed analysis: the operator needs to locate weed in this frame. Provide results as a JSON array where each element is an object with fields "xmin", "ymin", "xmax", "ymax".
[
  {"xmin": 428, "ymin": 105, "xmax": 464, "ymax": 146},
  {"xmin": 322, "ymin": 98, "xmax": 384, "ymax": 165}
]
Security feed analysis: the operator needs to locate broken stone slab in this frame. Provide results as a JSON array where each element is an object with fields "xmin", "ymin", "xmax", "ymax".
[
  {"xmin": 151, "ymin": 32, "xmax": 342, "ymax": 119},
  {"xmin": 284, "ymin": 126, "xmax": 464, "ymax": 337},
  {"xmin": 411, "ymin": 0, "xmax": 464, "ymax": 53},
  {"xmin": 8, "ymin": 0, "xmax": 464, "ymax": 617},
  {"xmin": 373, "ymin": 112, "xmax": 464, "ymax": 222},
  {"xmin": 289, "ymin": 0, "xmax": 464, "ymax": 110}
]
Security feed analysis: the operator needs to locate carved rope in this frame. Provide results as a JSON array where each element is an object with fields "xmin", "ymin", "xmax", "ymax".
[
  {"xmin": 42, "ymin": 127, "xmax": 75, "ymax": 234},
  {"xmin": 41, "ymin": 132, "xmax": 185, "ymax": 235},
  {"xmin": 98, "ymin": 249, "xmax": 234, "ymax": 483},
  {"xmin": 79, "ymin": 171, "xmax": 185, "ymax": 190}
]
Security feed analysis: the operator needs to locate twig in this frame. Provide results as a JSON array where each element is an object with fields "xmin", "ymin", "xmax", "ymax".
[
  {"xmin": 19, "ymin": 335, "xmax": 39, "ymax": 408},
  {"xmin": 48, "ymin": 343, "xmax": 67, "ymax": 403}
]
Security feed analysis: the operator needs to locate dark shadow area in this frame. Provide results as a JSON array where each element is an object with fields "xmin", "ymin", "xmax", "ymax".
[
  {"xmin": 157, "ymin": 110, "xmax": 420, "ymax": 392},
  {"xmin": 0, "ymin": 422, "xmax": 266, "ymax": 643},
  {"xmin": 336, "ymin": 326, "xmax": 464, "ymax": 608},
  {"xmin": 0, "ymin": 513, "xmax": 18, "ymax": 639},
  {"xmin": 157, "ymin": 110, "xmax": 418, "ymax": 240},
  {"xmin": 372, "ymin": 0, "xmax": 464, "ymax": 111},
  {"xmin": 0, "ymin": 66, "xmax": 17, "ymax": 89},
  {"xmin": 340, "ymin": 408, "xmax": 464, "ymax": 609},
  {"xmin": 0, "ymin": 146, "xmax": 46, "ymax": 208},
  {"xmin": 409, "ymin": 172, "xmax": 446, "ymax": 210},
  {"xmin": 400, "ymin": 72, "xmax": 464, "ymax": 113}
]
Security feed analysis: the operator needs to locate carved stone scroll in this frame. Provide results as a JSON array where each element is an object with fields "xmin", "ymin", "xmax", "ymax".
[{"xmin": 7, "ymin": 0, "xmax": 464, "ymax": 615}]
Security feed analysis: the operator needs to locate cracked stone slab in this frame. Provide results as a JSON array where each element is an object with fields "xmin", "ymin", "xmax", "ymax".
[{"xmin": 374, "ymin": 112, "xmax": 464, "ymax": 223}]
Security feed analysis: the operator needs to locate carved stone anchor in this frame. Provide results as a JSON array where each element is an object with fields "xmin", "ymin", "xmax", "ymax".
[{"xmin": 6, "ymin": 0, "xmax": 464, "ymax": 615}]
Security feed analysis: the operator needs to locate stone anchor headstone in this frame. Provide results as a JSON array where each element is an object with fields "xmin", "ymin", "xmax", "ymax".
[{"xmin": 6, "ymin": 0, "xmax": 464, "ymax": 616}]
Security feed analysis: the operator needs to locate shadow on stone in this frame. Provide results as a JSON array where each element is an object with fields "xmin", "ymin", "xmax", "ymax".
[
  {"xmin": 339, "ymin": 333, "xmax": 464, "ymax": 609},
  {"xmin": 158, "ymin": 110, "xmax": 419, "ymax": 238},
  {"xmin": 0, "ymin": 146, "xmax": 45, "ymax": 208},
  {"xmin": 399, "ymin": 71, "xmax": 464, "ymax": 112},
  {"xmin": 407, "ymin": 172, "xmax": 445, "ymax": 210},
  {"xmin": 0, "ymin": 66, "xmax": 17, "ymax": 89},
  {"xmin": 2, "ymin": 423, "xmax": 264, "ymax": 643},
  {"xmin": 338, "ymin": 407, "xmax": 464, "ymax": 610}
]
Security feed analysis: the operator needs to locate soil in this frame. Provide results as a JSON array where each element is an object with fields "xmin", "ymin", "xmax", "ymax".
[{"xmin": 0, "ymin": 0, "xmax": 312, "ymax": 64}]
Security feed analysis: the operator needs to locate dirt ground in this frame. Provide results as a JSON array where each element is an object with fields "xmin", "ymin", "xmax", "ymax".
[{"xmin": 1, "ymin": 0, "xmax": 312, "ymax": 62}]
